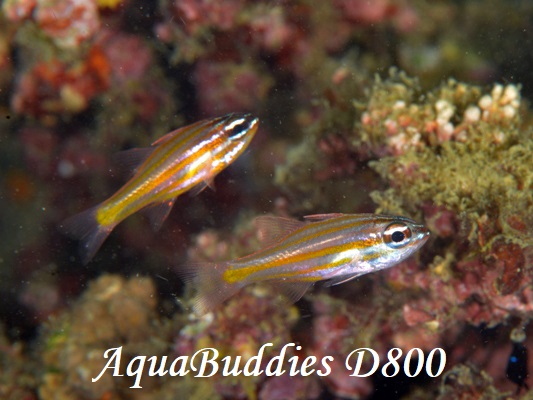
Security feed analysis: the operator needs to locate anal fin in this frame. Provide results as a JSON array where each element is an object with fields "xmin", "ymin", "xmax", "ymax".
[
  {"xmin": 143, "ymin": 198, "xmax": 176, "ymax": 231},
  {"xmin": 275, "ymin": 280, "xmax": 313, "ymax": 303},
  {"xmin": 189, "ymin": 177, "xmax": 216, "ymax": 197}
]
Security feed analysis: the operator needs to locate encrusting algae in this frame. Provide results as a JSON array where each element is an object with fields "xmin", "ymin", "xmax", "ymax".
[
  {"xmin": 267, "ymin": 68, "xmax": 533, "ymax": 393},
  {"xmin": 3, "ymin": 0, "xmax": 533, "ymax": 397}
]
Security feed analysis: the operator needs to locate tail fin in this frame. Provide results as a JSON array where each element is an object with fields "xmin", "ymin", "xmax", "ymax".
[
  {"xmin": 59, "ymin": 205, "xmax": 116, "ymax": 265},
  {"xmin": 179, "ymin": 262, "xmax": 243, "ymax": 315}
]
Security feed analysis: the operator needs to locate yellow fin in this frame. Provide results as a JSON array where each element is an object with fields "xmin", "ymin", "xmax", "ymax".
[
  {"xmin": 178, "ymin": 261, "xmax": 244, "ymax": 315},
  {"xmin": 59, "ymin": 204, "xmax": 116, "ymax": 265}
]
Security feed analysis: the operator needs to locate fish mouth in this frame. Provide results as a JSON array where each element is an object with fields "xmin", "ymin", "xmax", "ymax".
[{"xmin": 415, "ymin": 226, "xmax": 431, "ymax": 243}]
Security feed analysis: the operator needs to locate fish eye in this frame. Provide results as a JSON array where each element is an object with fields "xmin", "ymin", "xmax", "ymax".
[
  {"xmin": 384, "ymin": 222, "xmax": 412, "ymax": 248},
  {"xmin": 225, "ymin": 115, "xmax": 257, "ymax": 141}
]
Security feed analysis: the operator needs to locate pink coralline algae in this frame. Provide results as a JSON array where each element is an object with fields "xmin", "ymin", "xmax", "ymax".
[
  {"xmin": 2, "ymin": 0, "xmax": 37, "ymax": 22},
  {"xmin": 362, "ymin": 74, "xmax": 533, "ymax": 328},
  {"xmin": 258, "ymin": 373, "xmax": 321, "ymax": 400},
  {"xmin": 336, "ymin": 0, "xmax": 394, "ymax": 25},
  {"xmin": 175, "ymin": 288, "xmax": 299, "ymax": 398},
  {"xmin": 171, "ymin": 0, "xmax": 245, "ymax": 34},
  {"xmin": 388, "ymin": 250, "xmax": 533, "ymax": 330},
  {"xmin": 247, "ymin": 6, "xmax": 297, "ymax": 53},
  {"xmin": 3, "ymin": 0, "xmax": 533, "ymax": 398},
  {"xmin": 12, "ymin": 46, "xmax": 110, "ymax": 121},
  {"xmin": 358, "ymin": 74, "xmax": 522, "ymax": 157},
  {"xmin": 310, "ymin": 295, "xmax": 379, "ymax": 398},
  {"xmin": 36, "ymin": 0, "xmax": 100, "ymax": 48},
  {"xmin": 98, "ymin": 30, "xmax": 153, "ymax": 84},
  {"xmin": 315, "ymin": 134, "xmax": 358, "ymax": 180},
  {"xmin": 193, "ymin": 59, "xmax": 273, "ymax": 116},
  {"xmin": 335, "ymin": 0, "xmax": 419, "ymax": 32},
  {"xmin": 5, "ymin": 0, "xmax": 101, "ymax": 48}
]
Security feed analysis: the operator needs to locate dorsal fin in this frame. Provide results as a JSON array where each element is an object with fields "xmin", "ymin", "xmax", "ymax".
[
  {"xmin": 254, "ymin": 216, "xmax": 305, "ymax": 247},
  {"xmin": 113, "ymin": 147, "xmax": 155, "ymax": 173},
  {"xmin": 151, "ymin": 119, "xmax": 209, "ymax": 147},
  {"xmin": 112, "ymin": 118, "xmax": 212, "ymax": 173},
  {"xmin": 303, "ymin": 213, "xmax": 345, "ymax": 221}
]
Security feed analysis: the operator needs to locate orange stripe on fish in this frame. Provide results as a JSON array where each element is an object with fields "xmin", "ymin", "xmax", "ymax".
[
  {"xmin": 182, "ymin": 213, "xmax": 430, "ymax": 314},
  {"xmin": 60, "ymin": 113, "xmax": 259, "ymax": 264}
]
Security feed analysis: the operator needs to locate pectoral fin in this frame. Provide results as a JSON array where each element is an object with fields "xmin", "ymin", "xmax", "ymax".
[{"xmin": 325, "ymin": 272, "xmax": 364, "ymax": 287}]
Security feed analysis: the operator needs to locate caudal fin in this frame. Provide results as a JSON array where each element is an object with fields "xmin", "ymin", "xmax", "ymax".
[
  {"xmin": 59, "ymin": 205, "xmax": 116, "ymax": 265},
  {"xmin": 179, "ymin": 262, "xmax": 243, "ymax": 315}
]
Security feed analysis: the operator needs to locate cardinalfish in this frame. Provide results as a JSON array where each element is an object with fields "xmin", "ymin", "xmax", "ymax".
[
  {"xmin": 61, "ymin": 113, "xmax": 259, "ymax": 264},
  {"xmin": 184, "ymin": 213, "xmax": 430, "ymax": 314}
]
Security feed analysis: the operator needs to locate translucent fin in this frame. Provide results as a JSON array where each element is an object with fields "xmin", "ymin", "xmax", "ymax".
[
  {"xmin": 325, "ymin": 272, "xmax": 363, "ymax": 287},
  {"xmin": 254, "ymin": 216, "xmax": 305, "ymax": 246},
  {"xmin": 142, "ymin": 198, "xmax": 176, "ymax": 232},
  {"xmin": 275, "ymin": 280, "xmax": 313, "ymax": 303},
  {"xmin": 189, "ymin": 177, "xmax": 216, "ymax": 197},
  {"xmin": 113, "ymin": 147, "xmax": 154, "ymax": 173},
  {"xmin": 303, "ymin": 213, "xmax": 345, "ymax": 221},
  {"xmin": 204, "ymin": 177, "xmax": 216, "ymax": 191},
  {"xmin": 178, "ymin": 262, "xmax": 243, "ymax": 315},
  {"xmin": 59, "ymin": 205, "xmax": 116, "ymax": 265}
]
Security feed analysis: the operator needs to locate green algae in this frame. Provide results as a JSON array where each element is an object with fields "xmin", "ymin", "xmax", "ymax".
[{"xmin": 361, "ymin": 72, "xmax": 533, "ymax": 251}]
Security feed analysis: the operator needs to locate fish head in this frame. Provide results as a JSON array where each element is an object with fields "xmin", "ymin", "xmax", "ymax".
[
  {"xmin": 368, "ymin": 215, "xmax": 430, "ymax": 271},
  {"xmin": 217, "ymin": 113, "xmax": 259, "ymax": 163}
]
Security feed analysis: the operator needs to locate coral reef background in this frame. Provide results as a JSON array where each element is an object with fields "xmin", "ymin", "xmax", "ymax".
[{"xmin": 0, "ymin": 0, "xmax": 532, "ymax": 399}]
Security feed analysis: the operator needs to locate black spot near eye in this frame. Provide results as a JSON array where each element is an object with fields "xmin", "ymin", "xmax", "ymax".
[{"xmin": 391, "ymin": 230, "xmax": 405, "ymax": 243}]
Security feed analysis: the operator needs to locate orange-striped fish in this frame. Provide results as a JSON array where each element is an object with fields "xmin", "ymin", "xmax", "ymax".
[
  {"xmin": 185, "ymin": 213, "xmax": 430, "ymax": 313},
  {"xmin": 61, "ymin": 113, "xmax": 259, "ymax": 264}
]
